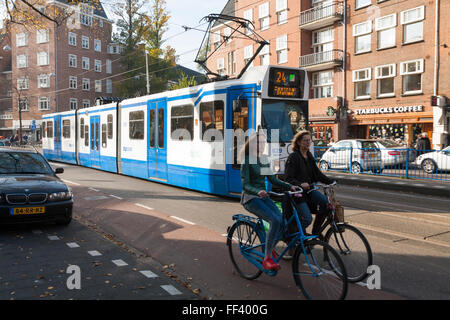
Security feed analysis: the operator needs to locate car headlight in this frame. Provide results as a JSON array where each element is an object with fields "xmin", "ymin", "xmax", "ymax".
[{"xmin": 48, "ymin": 190, "xmax": 73, "ymax": 202}]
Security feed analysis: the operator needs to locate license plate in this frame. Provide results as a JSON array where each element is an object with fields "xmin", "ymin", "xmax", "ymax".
[{"xmin": 11, "ymin": 207, "xmax": 45, "ymax": 215}]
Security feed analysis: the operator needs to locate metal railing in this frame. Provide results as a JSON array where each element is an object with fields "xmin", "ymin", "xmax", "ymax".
[
  {"xmin": 299, "ymin": 49, "xmax": 343, "ymax": 68},
  {"xmin": 299, "ymin": 2, "xmax": 344, "ymax": 27},
  {"xmin": 314, "ymin": 146, "xmax": 450, "ymax": 182}
]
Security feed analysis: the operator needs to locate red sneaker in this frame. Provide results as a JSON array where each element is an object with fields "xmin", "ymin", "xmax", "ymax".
[
  {"xmin": 262, "ymin": 256, "xmax": 281, "ymax": 271},
  {"xmin": 271, "ymin": 250, "xmax": 278, "ymax": 260}
]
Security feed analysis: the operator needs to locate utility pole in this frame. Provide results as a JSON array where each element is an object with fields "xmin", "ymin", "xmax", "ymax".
[{"xmin": 145, "ymin": 49, "xmax": 150, "ymax": 95}]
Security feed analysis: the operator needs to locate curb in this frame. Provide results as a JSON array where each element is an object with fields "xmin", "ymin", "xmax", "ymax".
[{"xmin": 326, "ymin": 172, "xmax": 450, "ymax": 198}]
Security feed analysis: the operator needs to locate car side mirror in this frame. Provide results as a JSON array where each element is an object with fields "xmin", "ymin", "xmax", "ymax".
[{"xmin": 55, "ymin": 168, "xmax": 64, "ymax": 174}]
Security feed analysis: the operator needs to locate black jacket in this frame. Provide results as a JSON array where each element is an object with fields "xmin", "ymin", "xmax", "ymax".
[
  {"xmin": 416, "ymin": 137, "xmax": 431, "ymax": 151},
  {"xmin": 285, "ymin": 150, "xmax": 334, "ymax": 187}
]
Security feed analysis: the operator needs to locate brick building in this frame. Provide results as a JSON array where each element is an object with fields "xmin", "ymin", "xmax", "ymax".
[
  {"xmin": 9, "ymin": 0, "xmax": 120, "ymax": 141},
  {"xmin": 0, "ymin": 31, "xmax": 13, "ymax": 138},
  {"xmin": 207, "ymin": 0, "xmax": 449, "ymax": 149}
]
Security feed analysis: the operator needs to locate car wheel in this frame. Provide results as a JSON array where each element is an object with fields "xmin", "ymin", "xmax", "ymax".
[
  {"xmin": 319, "ymin": 160, "xmax": 329, "ymax": 171},
  {"xmin": 351, "ymin": 162, "xmax": 362, "ymax": 174},
  {"xmin": 56, "ymin": 212, "xmax": 72, "ymax": 226},
  {"xmin": 422, "ymin": 159, "xmax": 437, "ymax": 174}
]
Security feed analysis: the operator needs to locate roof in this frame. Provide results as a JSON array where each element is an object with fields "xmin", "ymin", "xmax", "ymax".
[
  {"xmin": 55, "ymin": 0, "xmax": 109, "ymax": 19},
  {"xmin": 173, "ymin": 65, "xmax": 206, "ymax": 82},
  {"xmin": 212, "ymin": 0, "xmax": 236, "ymax": 28}
]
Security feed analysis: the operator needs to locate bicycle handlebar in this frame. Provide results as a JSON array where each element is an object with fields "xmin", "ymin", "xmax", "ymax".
[
  {"xmin": 306, "ymin": 181, "xmax": 337, "ymax": 193},
  {"xmin": 268, "ymin": 189, "xmax": 304, "ymax": 197}
]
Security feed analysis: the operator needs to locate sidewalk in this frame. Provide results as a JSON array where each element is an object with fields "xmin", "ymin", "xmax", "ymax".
[{"xmin": 326, "ymin": 171, "xmax": 450, "ymax": 198}]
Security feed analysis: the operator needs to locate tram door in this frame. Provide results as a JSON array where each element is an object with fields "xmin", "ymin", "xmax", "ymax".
[
  {"xmin": 89, "ymin": 116, "xmax": 101, "ymax": 167},
  {"xmin": 226, "ymin": 88, "xmax": 254, "ymax": 194},
  {"xmin": 147, "ymin": 99, "xmax": 168, "ymax": 182},
  {"xmin": 54, "ymin": 115, "xmax": 62, "ymax": 159}
]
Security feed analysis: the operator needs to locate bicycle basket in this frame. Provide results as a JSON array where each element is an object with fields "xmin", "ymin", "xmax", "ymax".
[{"xmin": 334, "ymin": 201, "xmax": 345, "ymax": 223}]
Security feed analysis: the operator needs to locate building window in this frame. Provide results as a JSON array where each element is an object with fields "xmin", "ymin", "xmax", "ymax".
[
  {"xmin": 82, "ymin": 78, "xmax": 90, "ymax": 91},
  {"xmin": 82, "ymin": 36, "xmax": 89, "ymax": 49},
  {"xmin": 259, "ymin": 2, "xmax": 270, "ymax": 30},
  {"xmin": 37, "ymin": 52, "xmax": 49, "ymax": 66},
  {"xmin": 376, "ymin": 13, "xmax": 396, "ymax": 49},
  {"xmin": 69, "ymin": 76, "xmax": 77, "ymax": 89},
  {"xmin": 82, "ymin": 57, "xmax": 89, "ymax": 70},
  {"xmin": 353, "ymin": 68, "xmax": 371, "ymax": 99},
  {"xmin": 401, "ymin": 6, "xmax": 424, "ymax": 44},
  {"xmin": 244, "ymin": 45, "xmax": 254, "ymax": 67},
  {"xmin": 68, "ymin": 32, "xmax": 76, "ymax": 46},
  {"xmin": 375, "ymin": 64, "xmax": 395, "ymax": 97},
  {"xmin": 36, "ymin": 29, "xmax": 49, "ymax": 44},
  {"xmin": 106, "ymin": 59, "xmax": 112, "ymax": 74},
  {"xmin": 38, "ymin": 97, "xmax": 50, "ymax": 110},
  {"xmin": 353, "ymin": 20, "xmax": 372, "ymax": 54},
  {"xmin": 106, "ymin": 79, "xmax": 112, "ymax": 94},
  {"xmin": 217, "ymin": 58, "xmax": 225, "ymax": 76},
  {"xmin": 312, "ymin": 27, "xmax": 334, "ymax": 54},
  {"xmin": 18, "ymin": 98, "xmax": 29, "ymax": 111},
  {"xmin": 95, "ymin": 80, "xmax": 102, "ymax": 92},
  {"xmin": 355, "ymin": 0, "xmax": 371, "ymax": 10},
  {"xmin": 82, "ymin": 99, "xmax": 90, "ymax": 108},
  {"xmin": 212, "ymin": 31, "xmax": 221, "ymax": 49},
  {"xmin": 400, "ymin": 59, "xmax": 423, "ymax": 95},
  {"xmin": 276, "ymin": 34, "xmax": 288, "ymax": 64},
  {"xmin": 276, "ymin": 0, "xmax": 288, "ymax": 25},
  {"xmin": 80, "ymin": 4, "xmax": 93, "ymax": 26},
  {"xmin": 312, "ymin": 71, "xmax": 333, "ymax": 99},
  {"xmin": 99, "ymin": 19, "xmax": 103, "ymax": 28},
  {"xmin": 16, "ymin": 33, "xmax": 28, "ymax": 47},
  {"xmin": 171, "ymin": 105, "xmax": 194, "ymax": 141},
  {"xmin": 224, "ymin": 27, "xmax": 232, "ymax": 44},
  {"xmin": 17, "ymin": 77, "xmax": 29, "ymax": 90},
  {"xmin": 94, "ymin": 60, "xmax": 102, "ymax": 72},
  {"xmin": 37, "ymin": 74, "xmax": 50, "ymax": 88},
  {"xmin": 227, "ymin": 51, "xmax": 236, "ymax": 75},
  {"xmin": 69, "ymin": 98, "xmax": 78, "ymax": 110},
  {"xmin": 259, "ymin": 43, "xmax": 270, "ymax": 65},
  {"xmin": 17, "ymin": 54, "xmax": 28, "ymax": 68},
  {"xmin": 243, "ymin": 9, "xmax": 253, "ymax": 35},
  {"xmin": 94, "ymin": 39, "xmax": 101, "ymax": 52},
  {"xmin": 69, "ymin": 54, "xmax": 77, "ymax": 68}
]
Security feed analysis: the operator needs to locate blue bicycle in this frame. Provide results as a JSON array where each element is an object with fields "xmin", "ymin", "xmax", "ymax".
[{"xmin": 227, "ymin": 190, "xmax": 348, "ymax": 300}]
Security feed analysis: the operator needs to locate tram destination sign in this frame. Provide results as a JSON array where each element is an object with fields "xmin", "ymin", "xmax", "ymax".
[{"xmin": 268, "ymin": 67, "xmax": 304, "ymax": 99}]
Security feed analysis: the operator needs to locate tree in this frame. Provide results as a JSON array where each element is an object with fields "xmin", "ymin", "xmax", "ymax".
[{"xmin": 170, "ymin": 71, "xmax": 198, "ymax": 90}]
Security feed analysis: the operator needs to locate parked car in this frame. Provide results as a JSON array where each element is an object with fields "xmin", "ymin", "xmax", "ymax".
[
  {"xmin": 319, "ymin": 139, "xmax": 383, "ymax": 174},
  {"xmin": 0, "ymin": 147, "xmax": 73, "ymax": 225},
  {"xmin": 415, "ymin": 146, "xmax": 450, "ymax": 174},
  {"xmin": 313, "ymin": 139, "xmax": 329, "ymax": 159},
  {"xmin": 373, "ymin": 139, "xmax": 415, "ymax": 167}
]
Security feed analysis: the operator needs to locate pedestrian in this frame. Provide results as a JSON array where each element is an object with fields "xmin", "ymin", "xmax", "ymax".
[{"xmin": 416, "ymin": 132, "xmax": 431, "ymax": 153}]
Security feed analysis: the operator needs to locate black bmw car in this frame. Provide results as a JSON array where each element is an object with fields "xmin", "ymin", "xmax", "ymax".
[{"xmin": 0, "ymin": 147, "xmax": 73, "ymax": 225}]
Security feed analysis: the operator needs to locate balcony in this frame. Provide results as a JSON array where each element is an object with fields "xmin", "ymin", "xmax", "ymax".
[
  {"xmin": 299, "ymin": 49, "xmax": 343, "ymax": 71},
  {"xmin": 299, "ymin": 2, "xmax": 344, "ymax": 30}
]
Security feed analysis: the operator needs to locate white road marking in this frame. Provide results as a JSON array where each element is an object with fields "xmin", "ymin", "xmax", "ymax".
[
  {"xmin": 84, "ymin": 196, "xmax": 109, "ymax": 201},
  {"xmin": 161, "ymin": 285, "xmax": 182, "ymax": 295},
  {"xmin": 112, "ymin": 259, "xmax": 128, "ymax": 267},
  {"xmin": 48, "ymin": 235, "xmax": 59, "ymax": 241},
  {"xmin": 88, "ymin": 187, "xmax": 100, "ymax": 192},
  {"xmin": 135, "ymin": 203, "xmax": 154, "ymax": 211},
  {"xmin": 32, "ymin": 230, "xmax": 42, "ymax": 234},
  {"xmin": 170, "ymin": 216, "xmax": 196, "ymax": 225},
  {"xmin": 62, "ymin": 179, "xmax": 81, "ymax": 186},
  {"xmin": 88, "ymin": 250, "xmax": 102, "ymax": 256},
  {"xmin": 140, "ymin": 270, "xmax": 158, "ymax": 278},
  {"xmin": 66, "ymin": 242, "xmax": 80, "ymax": 248},
  {"xmin": 109, "ymin": 194, "xmax": 123, "ymax": 200}
]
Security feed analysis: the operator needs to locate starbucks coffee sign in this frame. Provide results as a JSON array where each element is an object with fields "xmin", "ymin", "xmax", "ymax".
[{"xmin": 355, "ymin": 105, "xmax": 424, "ymax": 115}]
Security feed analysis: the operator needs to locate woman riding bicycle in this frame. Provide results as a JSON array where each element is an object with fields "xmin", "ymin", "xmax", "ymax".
[
  {"xmin": 285, "ymin": 130, "xmax": 335, "ymax": 235},
  {"xmin": 240, "ymin": 132, "xmax": 300, "ymax": 271}
]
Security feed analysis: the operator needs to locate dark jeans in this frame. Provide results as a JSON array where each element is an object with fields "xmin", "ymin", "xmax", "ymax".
[
  {"xmin": 294, "ymin": 190, "xmax": 329, "ymax": 234},
  {"xmin": 243, "ymin": 197, "xmax": 283, "ymax": 257}
]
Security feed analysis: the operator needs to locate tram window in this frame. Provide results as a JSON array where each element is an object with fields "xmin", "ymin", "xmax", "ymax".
[
  {"xmin": 80, "ymin": 118, "xmax": 84, "ymax": 139},
  {"xmin": 47, "ymin": 121, "xmax": 53, "ymax": 138},
  {"xmin": 107, "ymin": 114, "xmax": 113, "ymax": 139},
  {"xmin": 149, "ymin": 110, "xmax": 155, "ymax": 147},
  {"xmin": 102, "ymin": 123, "xmax": 107, "ymax": 148},
  {"xmin": 232, "ymin": 99, "xmax": 249, "ymax": 170},
  {"xmin": 200, "ymin": 101, "xmax": 224, "ymax": 141},
  {"xmin": 129, "ymin": 111, "xmax": 144, "ymax": 140},
  {"xmin": 158, "ymin": 108, "xmax": 164, "ymax": 148},
  {"xmin": 84, "ymin": 125, "xmax": 89, "ymax": 146},
  {"xmin": 95, "ymin": 122, "xmax": 99, "ymax": 150},
  {"xmin": 171, "ymin": 104, "xmax": 193, "ymax": 141},
  {"xmin": 63, "ymin": 120, "xmax": 71, "ymax": 139},
  {"xmin": 91, "ymin": 123, "xmax": 95, "ymax": 150},
  {"xmin": 42, "ymin": 122, "xmax": 46, "ymax": 138}
]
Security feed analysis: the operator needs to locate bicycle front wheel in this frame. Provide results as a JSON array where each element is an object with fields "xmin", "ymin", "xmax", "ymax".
[
  {"xmin": 325, "ymin": 224, "xmax": 373, "ymax": 283},
  {"xmin": 292, "ymin": 239, "xmax": 348, "ymax": 300},
  {"xmin": 227, "ymin": 221, "xmax": 264, "ymax": 280}
]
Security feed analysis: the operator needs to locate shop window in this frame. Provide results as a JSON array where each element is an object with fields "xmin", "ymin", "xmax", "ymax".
[{"xmin": 375, "ymin": 64, "xmax": 395, "ymax": 97}]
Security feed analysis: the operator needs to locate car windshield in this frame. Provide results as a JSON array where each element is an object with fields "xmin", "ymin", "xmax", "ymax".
[
  {"xmin": 261, "ymin": 100, "xmax": 307, "ymax": 143},
  {"xmin": 0, "ymin": 152, "xmax": 53, "ymax": 174},
  {"xmin": 377, "ymin": 140, "xmax": 402, "ymax": 148}
]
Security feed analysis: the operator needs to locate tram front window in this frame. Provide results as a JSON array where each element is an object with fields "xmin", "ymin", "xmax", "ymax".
[{"xmin": 261, "ymin": 100, "xmax": 307, "ymax": 143}]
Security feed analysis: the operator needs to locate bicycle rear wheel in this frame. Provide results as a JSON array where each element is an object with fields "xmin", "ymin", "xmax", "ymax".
[
  {"xmin": 227, "ymin": 220, "xmax": 264, "ymax": 280},
  {"xmin": 292, "ymin": 239, "xmax": 348, "ymax": 300},
  {"xmin": 325, "ymin": 224, "xmax": 373, "ymax": 283}
]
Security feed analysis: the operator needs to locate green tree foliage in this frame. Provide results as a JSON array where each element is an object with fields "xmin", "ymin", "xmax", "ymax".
[{"xmin": 171, "ymin": 71, "xmax": 198, "ymax": 90}]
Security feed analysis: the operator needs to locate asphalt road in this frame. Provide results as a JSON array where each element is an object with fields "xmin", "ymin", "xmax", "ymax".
[{"xmin": 42, "ymin": 161, "xmax": 450, "ymax": 300}]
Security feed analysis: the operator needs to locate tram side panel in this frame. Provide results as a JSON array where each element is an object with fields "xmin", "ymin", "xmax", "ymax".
[
  {"xmin": 60, "ymin": 114, "xmax": 77, "ymax": 164},
  {"xmin": 42, "ymin": 117, "xmax": 55, "ymax": 161},
  {"xmin": 97, "ymin": 108, "xmax": 118, "ymax": 173}
]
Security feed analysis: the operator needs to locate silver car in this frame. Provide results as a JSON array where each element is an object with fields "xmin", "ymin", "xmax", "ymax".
[
  {"xmin": 319, "ymin": 139, "xmax": 383, "ymax": 174},
  {"xmin": 373, "ymin": 139, "xmax": 414, "ymax": 167}
]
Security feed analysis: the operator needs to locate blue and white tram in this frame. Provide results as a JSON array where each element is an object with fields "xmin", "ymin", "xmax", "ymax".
[{"xmin": 42, "ymin": 65, "xmax": 309, "ymax": 197}]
